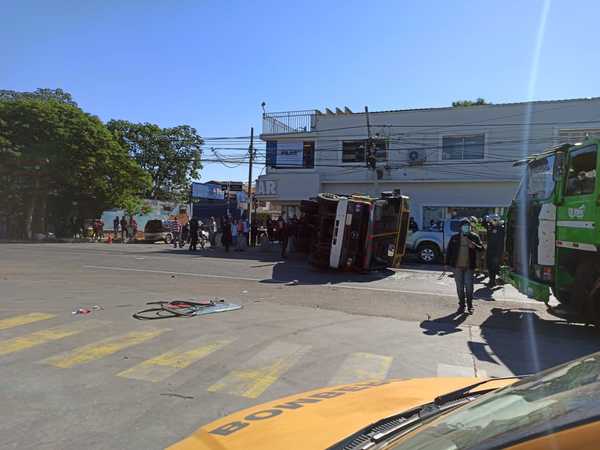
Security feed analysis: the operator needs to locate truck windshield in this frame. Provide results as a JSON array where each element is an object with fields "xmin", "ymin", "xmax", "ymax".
[
  {"xmin": 389, "ymin": 353, "xmax": 600, "ymax": 450},
  {"xmin": 527, "ymin": 155, "xmax": 555, "ymax": 199}
]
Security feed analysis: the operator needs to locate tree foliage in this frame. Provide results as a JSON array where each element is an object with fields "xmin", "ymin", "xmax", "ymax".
[
  {"xmin": 452, "ymin": 98, "xmax": 490, "ymax": 107},
  {"xmin": 107, "ymin": 120, "xmax": 202, "ymax": 202},
  {"xmin": 120, "ymin": 197, "xmax": 153, "ymax": 217},
  {"xmin": 0, "ymin": 96, "xmax": 150, "ymax": 238},
  {"xmin": 0, "ymin": 88, "xmax": 78, "ymax": 106}
]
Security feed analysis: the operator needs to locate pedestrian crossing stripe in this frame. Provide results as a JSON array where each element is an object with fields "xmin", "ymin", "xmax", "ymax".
[
  {"xmin": 0, "ymin": 312, "xmax": 56, "ymax": 331},
  {"xmin": 41, "ymin": 328, "xmax": 169, "ymax": 368},
  {"xmin": 0, "ymin": 320, "xmax": 106, "ymax": 357},
  {"xmin": 117, "ymin": 338, "xmax": 234, "ymax": 382},
  {"xmin": 329, "ymin": 352, "xmax": 392, "ymax": 386},
  {"xmin": 208, "ymin": 342, "xmax": 310, "ymax": 399}
]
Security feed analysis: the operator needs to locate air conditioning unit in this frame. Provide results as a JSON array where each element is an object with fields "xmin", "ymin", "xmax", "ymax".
[{"xmin": 408, "ymin": 150, "xmax": 426, "ymax": 165}]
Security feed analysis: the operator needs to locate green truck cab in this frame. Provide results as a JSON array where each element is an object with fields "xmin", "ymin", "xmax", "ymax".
[{"xmin": 504, "ymin": 137, "xmax": 600, "ymax": 323}]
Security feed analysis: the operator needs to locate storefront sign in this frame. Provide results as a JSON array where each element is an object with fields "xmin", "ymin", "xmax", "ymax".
[
  {"xmin": 257, "ymin": 179, "xmax": 278, "ymax": 196},
  {"xmin": 276, "ymin": 141, "xmax": 303, "ymax": 167},
  {"xmin": 192, "ymin": 182, "xmax": 224, "ymax": 200}
]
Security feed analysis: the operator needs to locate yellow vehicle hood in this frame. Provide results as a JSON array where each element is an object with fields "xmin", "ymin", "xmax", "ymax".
[{"xmin": 168, "ymin": 377, "xmax": 515, "ymax": 450}]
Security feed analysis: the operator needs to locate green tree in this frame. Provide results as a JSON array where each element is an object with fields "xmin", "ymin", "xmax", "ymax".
[
  {"xmin": 0, "ymin": 97, "xmax": 150, "ymax": 239},
  {"xmin": 107, "ymin": 120, "xmax": 202, "ymax": 202},
  {"xmin": 452, "ymin": 98, "xmax": 490, "ymax": 107},
  {"xmin": 0, "ymin": 88, "xmax": 77, "ymax": 106},
  {"xmin": 120, "ymin": 197, "xmax": 153, "ymax": 218}
]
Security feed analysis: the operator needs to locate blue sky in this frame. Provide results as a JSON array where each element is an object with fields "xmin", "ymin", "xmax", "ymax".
[{"xmin": 2, "ymin": 0, "xmax": 599, "ymax": 181}]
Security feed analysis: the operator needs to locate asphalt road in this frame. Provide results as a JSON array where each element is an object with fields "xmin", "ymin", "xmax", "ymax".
[{"xmin": 1, "ymin": 243, "xmax": 599, "ymax": 449}]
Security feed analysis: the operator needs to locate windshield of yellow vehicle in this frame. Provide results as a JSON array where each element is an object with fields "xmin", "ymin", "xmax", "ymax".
[{"xmin": 389, "ymin": 354, "xmax": 600, "ymax": 450}]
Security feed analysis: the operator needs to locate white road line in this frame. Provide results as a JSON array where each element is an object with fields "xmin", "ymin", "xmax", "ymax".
[
  {"xmin": 83, "ymin": 265, "xmax": 262, "ymax": 282},
  {"xmin": 83, "ymin": 265, "xmax": 537, "ymax": 304},
  {"xmin": 4, "ymin": 247, "xmax": 269, "ymax": 266}
]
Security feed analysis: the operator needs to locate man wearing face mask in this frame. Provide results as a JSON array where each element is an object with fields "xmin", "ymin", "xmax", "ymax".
[{"xmin": 446, "ymin": 218, "xmax": 484, "ymax": 314}]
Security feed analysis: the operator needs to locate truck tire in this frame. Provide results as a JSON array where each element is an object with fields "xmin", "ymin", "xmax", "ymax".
[
  {"xmin": 417, "ymin": 242, "xmax": 440, "ymax": 264},
  {"xmin": 573, "ymin": 262, "xmax": 600, "ymax": 325},
  {"xmin": 554, "ymin": 289, "xmax": 571, "ymax": 305},
  {"xmin": 164, "ymin": 233, "xmax": 173, "ymax": 244}
]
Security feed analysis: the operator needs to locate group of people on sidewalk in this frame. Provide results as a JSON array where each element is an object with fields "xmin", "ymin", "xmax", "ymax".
[
  {"xmin": 171, "ymin": 216, "xmax": 218, "ymax": 251},
  {"xmin": 112, "ymin": 215, "xmax": 137, "ymax": 242},
  {"xmin": 217, "ymin": 215, "xmax": 293, "ymax": 258},
  {"xmin": 446, "ymin": 217, "xmax": 505, "ymax": 314}
]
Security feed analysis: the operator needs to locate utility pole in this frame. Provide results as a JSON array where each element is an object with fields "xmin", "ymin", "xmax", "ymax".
[
  {"xmin": 247, "ymin": 127, "xmax": 254, "ymax": 244},
  {"xmin": 364, "ymin": 106, "xmax": 379, "ymax": 198},
  {"xmin": 226, "ymin": 181, "xmax": 230, "ymax": 217}
]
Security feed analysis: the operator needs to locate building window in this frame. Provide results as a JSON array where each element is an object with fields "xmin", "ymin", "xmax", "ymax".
[
  {"xmin": 303, "ymin": 141, "xmax": 314, "ymax": 168},
  {"xmin": 342, "ymin": 139, "xmax": 387, "ymax": 163},
  {"xmin": 442, "ymin": 134, "xmax": 485, "ymax": 160},
  {"xmin": 559, "ymin": 128, "xmax": 600, "ymax": 144},
  {"xmin": 565, "ymin": 144, "xmax": 597, "ymax": 196}
]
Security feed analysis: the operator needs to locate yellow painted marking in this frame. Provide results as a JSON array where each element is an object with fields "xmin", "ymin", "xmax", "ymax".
[
  {"xmin": 208, "ymin": 342, "xmax": 310, "ymax": 399},
  {"xmin": 0, "ymin": 320, "xmax": 105, "ymax": 356},
  {"xmin": 42, "ymin": 328, "xmax": 168, "ymax": 368},
  {"xmin": 0, "ymin": 312, "xmax": 56, "ymax": 331},
  {"xmin": 329, "ymin": 352, "xmax": 392, "ymax": 385},
  {"xmin": 117, "ymin": 339, "xmax": 233, "ymax": 382}
]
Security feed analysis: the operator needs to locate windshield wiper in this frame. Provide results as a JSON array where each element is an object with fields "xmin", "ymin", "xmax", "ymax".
[
  {"xmin": 328, "ymin": 376, "xmax": 527, "ymax": 450},
  {"xmin": 328, "ymin": 398, "xmax": 473, "ymax": 450},
  {"xmin": 433, "ymin": 375, "xmax": 526, "ymax": 406}
]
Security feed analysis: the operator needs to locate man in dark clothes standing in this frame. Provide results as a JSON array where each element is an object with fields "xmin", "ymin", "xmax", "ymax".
[
  {"xmin": 188, "ymin": 217, "xmax": 199, "ymax": 251},
  {"xmin": 221, "ymin": 217, "xmax": 232, "ymax": 252},
  {"xmin": 113, "ymin": 216, "xmax": 120, "ymax": 238},
  {"xmin": 486, "ymin": 218, "xmax": 505, "ymax": 287},
  {"xmin": 446, "ymin": 219, "xmax": 484, "ymax": 314},
  {"xmin": 278, "ymin": 216, "xmax": 289, "ymax": 258},
  {"xmin": 120, "ymin": 216, "xmax": 128, "ymax": 242}
]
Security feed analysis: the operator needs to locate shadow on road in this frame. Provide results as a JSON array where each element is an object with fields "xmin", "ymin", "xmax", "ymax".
[
  {"xmin": 264, "ymin": 261, "xmax": 395, "ymax": 286},
  {"xmin": 479, "ymin": 308, "xmax": 600, "ymax": 375},
  {"xmin": 473, "ymin": 286, "xmax": 504, "ymax": 301},
  {"xmin": 155, "ymin": 247, "xmax": 397, "ymax": 286},
  {"xmin": 420, "ymin": 310, "xmax": 468, "ymax": 336},
  {"xmin": 422, "ymin": 306, "xmax": 600, "ymax": 375}
]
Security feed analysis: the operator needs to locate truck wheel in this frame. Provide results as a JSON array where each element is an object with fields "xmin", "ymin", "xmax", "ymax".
[
  {"xmin": 573, "ymin": 262, "xmax": 600, "ymax": 323},
  {"xmin": 554, "ymin": 289, "xmax": 571, "ymax": 305},
  {"xmin": 164, "ymin": 234, "xmax": 173, "ymax": 244},
  {"xmin": 417, "ymin": 243, "xmax": 440, "ymax": 264}
]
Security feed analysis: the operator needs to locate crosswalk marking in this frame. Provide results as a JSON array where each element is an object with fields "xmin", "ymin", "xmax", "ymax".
[
  {"xmin": 42, "ymin": 328, "xmax": 169, "ymax": 368},
  {"xmin": 0, "ymin": 320, "xmax": 105, "ymax": 356},
  {"xmin": 0, "ymin": 313, "xmax": 56, "ymax": 331},
  {"xmin": 329, "ymin": 352, "xmax": 392, "ymax": 385},
  {"xmin": 117, "ymin": 338, "xmax": 233, "ymax": 382},
  {"xmin": 208, "ymin": 342, "xmax": 310, "ymax": 399}
]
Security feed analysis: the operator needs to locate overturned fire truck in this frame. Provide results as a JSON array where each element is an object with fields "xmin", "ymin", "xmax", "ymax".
[{"xmin": 300, "ymin": 191, "xmax": 410, "ymax": 271}]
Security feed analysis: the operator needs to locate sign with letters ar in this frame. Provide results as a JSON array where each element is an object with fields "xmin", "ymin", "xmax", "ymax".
[{"xmin": 257, "ymin": 179, "xmax": 278, "ymax": 197}]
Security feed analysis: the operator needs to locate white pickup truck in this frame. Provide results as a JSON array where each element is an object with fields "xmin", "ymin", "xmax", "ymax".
[{"xmin": 405, "ymin": 219, "xmax": 462, "ymax": 263}]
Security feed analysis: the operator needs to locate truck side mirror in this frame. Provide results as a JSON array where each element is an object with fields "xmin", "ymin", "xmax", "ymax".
[{"xmin": 554, "ymin": 153, "xmax": 565, "ymax": 204}]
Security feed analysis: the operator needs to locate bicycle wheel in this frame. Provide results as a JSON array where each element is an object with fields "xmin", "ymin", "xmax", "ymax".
[{"xmin": 132, "ymin": 307, "xmax": 180, "ymax": 320}]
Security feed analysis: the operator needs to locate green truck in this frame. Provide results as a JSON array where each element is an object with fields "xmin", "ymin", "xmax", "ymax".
[{"xmin": 503, "ymin": 137, "xmax": 600, "ymax": 324}]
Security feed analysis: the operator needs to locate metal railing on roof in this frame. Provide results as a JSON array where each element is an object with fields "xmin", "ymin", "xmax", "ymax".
[{"xmin": 262, "ymin": 110, "xmax": 316, "ymax": 135}]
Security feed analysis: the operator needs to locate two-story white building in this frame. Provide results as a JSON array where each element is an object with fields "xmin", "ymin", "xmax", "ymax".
[{"xmin": 256, "ymin": 98, "xmax": 600, "ymax": 227}]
